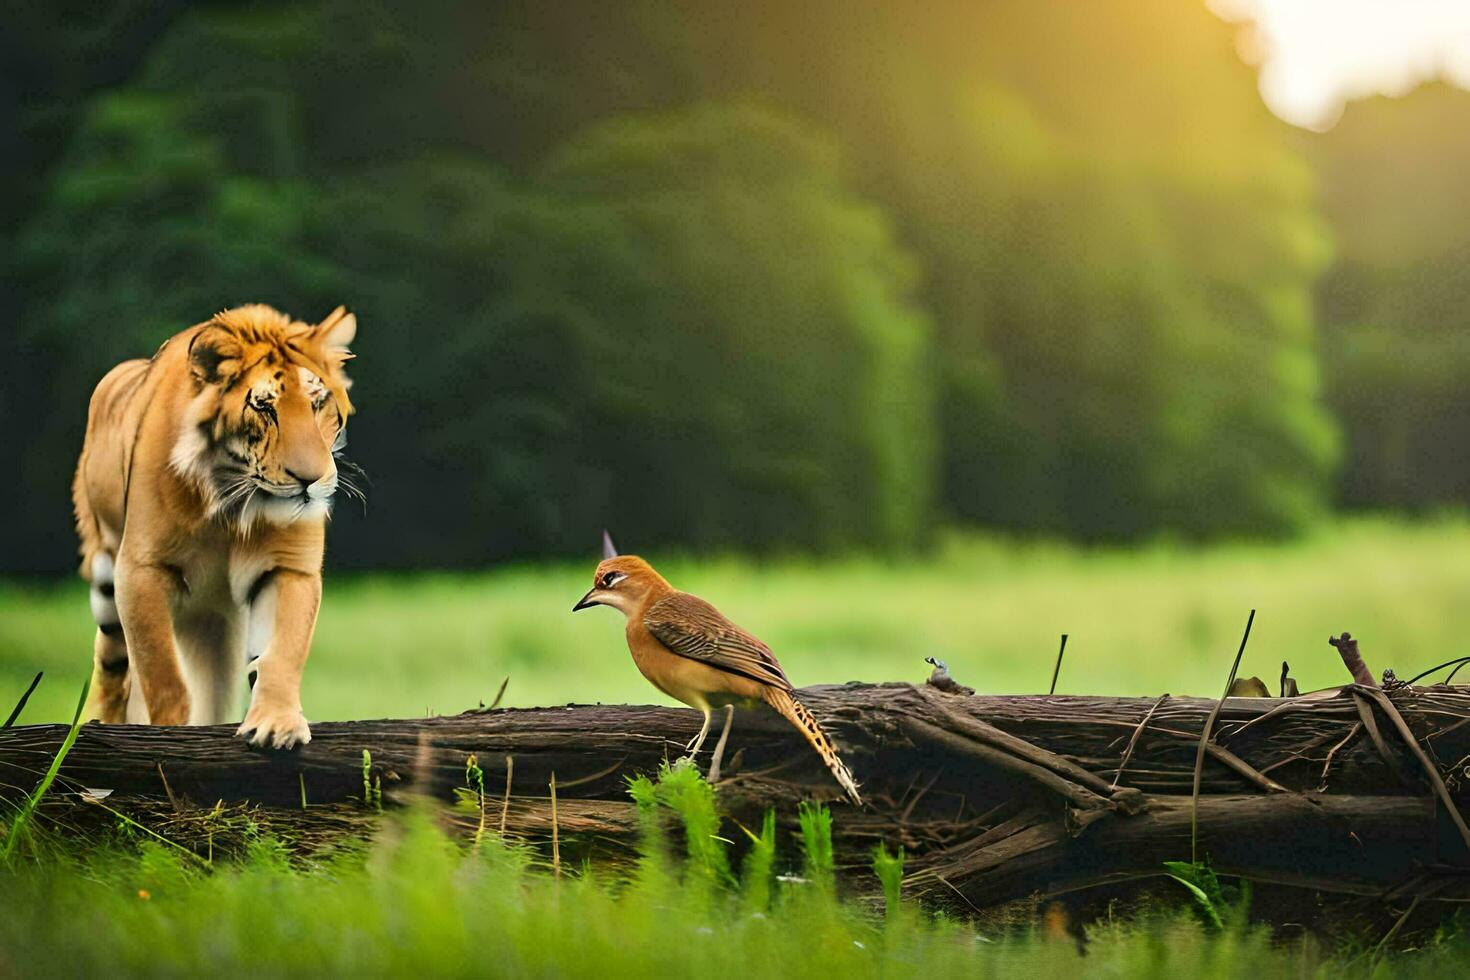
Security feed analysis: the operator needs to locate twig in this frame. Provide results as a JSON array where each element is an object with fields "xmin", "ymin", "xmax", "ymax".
[
  {"xmin": 86, "ymin": 798, "xmax": 210, "ymax": 865},
  {"xmin": 1427, "ymin": 716, "xmax": 1470, "ymax": 745},
  {"xmin": 917, "ymin": 689, "xmax": 1122, "ymax": 797},
  {"xmin": 1403, "ymin": 657, "xmax": 1470, "ymax": 687},
  {"xmin": 1257, "ymin": 727, "xmax": 1343, "ymax": 776},
  {"xmin": 552, "ymin": 758, "xmax": 627, "ymax": 789},
  {"xmin": 463, "ymin": 676, "xmax": 511, "ymax": 715},
  {"xmin": 1280, "ymin": 661, "xmax": 1299, "ymax": 698},
  {"xmin": 914, "ymin": 870, "xmax": 985, "ymax": 916},
  {"xmin": 1329, "ymin": 633, "xmax": 1376, "ymax": 687},
  {"xmin": 500, "ymin": 754, "xmax": 514, "ymax": 836},
  {"xmin": 1352, "ymin": 692, "xmax": 1409, "ymax": 785},
  {"xmin": 1218, "ymin": 697, "xmax": 1308, "ymax": 742},
  {"xmin": 1192, "ymin": 739, "xmax": 1289, "ymax": 794},
  {"xmin": 1372, "ymin": 894, "xmax": 1421, "ymax": 966},
  {"xmin": 1360, "ymin": 686, "xmax": 1470, "ymax": 854},
  {"xmin": 157, "ymin": 762, "xmax": 181, "ymax": 812},
  {"xmin": 903, "ymin": 716, "xmax": 1111, "ymax": 816},
  {"xmin": 3, "ymin": 672, "xmax": 43, "ymax": 728},
  {"xmin": 549, "ymin": 772, "xmax": 561, "ymax": 877},
  {"xmin": 1101, "ymin": 717, "xmax": 1307, "ymax": 790},
  {"xmin": 1049, "ymin": 635, "xmax": 1069, "ymax": 696},
  {"xmin": 1317, "ymin": 722, "xmax": 1361, "ymax": 789},
  {"xmin": 899, "ymin": 768, "xmax": 944, "ymax": 825},
  {"xmin": 1193, "ymin": 609, "xmax": 1255, "ymax": 864},
  {"xmin": 1112, "ymin": 695, "xmax": 1168, "ymax": 789},
  {"xmin": 411, "ymin": 731, "xmax": 434, "ymax": 795}
]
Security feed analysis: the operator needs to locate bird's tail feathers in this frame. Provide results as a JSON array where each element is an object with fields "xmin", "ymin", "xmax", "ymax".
[{"xmin": 762, "ymin": 687, "xmax": 863, "ymax": 806}]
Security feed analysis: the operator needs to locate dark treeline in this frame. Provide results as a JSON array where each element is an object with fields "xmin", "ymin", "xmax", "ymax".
[
  {"xmin": 1308, "ymin": 83, "xmax": 1470, "ymax": 512},
  {"xmin": 2, "ymin": 1, "xmax": 1466, "ymax": 573}
]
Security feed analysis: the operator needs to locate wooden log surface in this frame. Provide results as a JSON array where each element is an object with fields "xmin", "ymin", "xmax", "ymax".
[{"xmin": 4, "ymin": 681, "xmax": 1470, "ymax": 910}]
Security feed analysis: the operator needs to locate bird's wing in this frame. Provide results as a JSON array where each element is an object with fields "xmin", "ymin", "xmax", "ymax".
[{"xmin": 643, "ymin": 592, "xmax": 792, "ymax": 691}]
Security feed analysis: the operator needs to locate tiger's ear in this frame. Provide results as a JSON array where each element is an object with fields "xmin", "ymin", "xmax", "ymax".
[
  {"xmin": 314, "ymin": 306, "xmax": 357, "ymax": 354},
  {"xmin": 189, "ymin": 325, "xmax": 244, "ymax": 385}
]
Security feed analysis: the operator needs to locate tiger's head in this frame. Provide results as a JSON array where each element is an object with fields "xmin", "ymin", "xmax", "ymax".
[{"xmin": 171, "ymin": 304, "xmax": 360, "ymax": 530}]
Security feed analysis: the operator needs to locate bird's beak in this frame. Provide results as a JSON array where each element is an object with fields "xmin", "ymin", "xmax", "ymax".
[{"xmin": 572, "ymin": 588, "xmax": 601, "ymax": 612}]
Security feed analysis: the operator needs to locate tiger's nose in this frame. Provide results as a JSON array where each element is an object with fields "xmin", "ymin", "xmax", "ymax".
[{"xmin": 285, "ymin": 467, "xmax": 325, "ymax": 492}]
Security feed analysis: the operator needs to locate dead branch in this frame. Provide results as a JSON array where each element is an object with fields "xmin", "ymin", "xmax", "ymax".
[{"xmin": 5, "ymin": 683, "xmax": 1470, "ymax": 914}]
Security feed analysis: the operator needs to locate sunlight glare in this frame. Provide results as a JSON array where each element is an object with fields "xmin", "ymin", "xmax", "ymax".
[{"xmin": 1211, "ymin": 0, "xmax": 1470, "ymax": 129}]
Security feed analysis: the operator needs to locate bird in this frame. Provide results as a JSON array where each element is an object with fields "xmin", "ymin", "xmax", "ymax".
[{"xmin": 573, "ymin": 532, "xmax": 862, "ymax": 805}]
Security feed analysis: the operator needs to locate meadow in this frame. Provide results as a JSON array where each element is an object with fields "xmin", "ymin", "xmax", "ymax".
[
  {"xmin": 5, "ymin": 518, "xmax": 1470, "ymax": 724},
  {"xmin": 3, "ymin": 759, "xmax": 1468, "ymax": 978},
  {"xmin": 6, "ymin": 518, "xmax": 1470, "ymax": 976}
]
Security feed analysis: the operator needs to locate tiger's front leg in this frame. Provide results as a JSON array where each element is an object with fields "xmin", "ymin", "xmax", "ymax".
[
  {"xmin": 112, "ymin": 558, "xmax": 191, "ymax": 726},
  {"xmin": 237, "ymin": 568, "xmax": 320, "ymax": 749}
]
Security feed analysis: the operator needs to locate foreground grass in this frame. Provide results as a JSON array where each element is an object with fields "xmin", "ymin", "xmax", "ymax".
[
  {"xmin": 6, "ymin": 518, "xmax": 1470, "ymax": 723},
  {"xmin": 2, "ymin": 763, "xmax": 1464, "ymax": 979}
]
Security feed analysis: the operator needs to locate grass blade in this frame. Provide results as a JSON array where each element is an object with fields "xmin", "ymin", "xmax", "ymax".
[
  {"xmin": 3, "ymin": 675, "xmax": 90, "ymax": 863},
  {"xmin": 873, "ymin": 841, "xmax": 906, "ymax": 921},
  {"xmin": 3, "ymin": 671, "xmax": 44, "ymax": 728},
  {"xmin": 1164, "ymin": 868, "xmax": 1224, "ymax": 931},
  {"xmin": 1191, "ymin": 609, "xmax": 1254, "ymax": 864},
  {"xmin": 798, "ymin": 800, "xmax": 835, "ymax": 892}
]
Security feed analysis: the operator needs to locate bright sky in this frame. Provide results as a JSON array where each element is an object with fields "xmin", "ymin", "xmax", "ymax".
[{"xmin": 1210, "ymin": 0, "xmax": 1470, "ymax": 129}]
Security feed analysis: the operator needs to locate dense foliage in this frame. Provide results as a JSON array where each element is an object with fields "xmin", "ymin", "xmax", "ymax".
[
  {"xmin": 1308, "ymin": 83, "xmax": 1470, "ymax": 513},
  {"xmin": 3, "ymin": 1, "xmax": 1459, "ymax": 571}
]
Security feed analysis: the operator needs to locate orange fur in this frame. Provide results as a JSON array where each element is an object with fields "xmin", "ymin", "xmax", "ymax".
[{"xmin": 72, "ymin": 304, "xmax": 358, "ymax": 748}]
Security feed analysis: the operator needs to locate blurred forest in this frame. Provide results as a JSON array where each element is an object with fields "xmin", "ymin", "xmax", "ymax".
[{"xmin": 2, "ymin": 0, "xmax": 1467, "ymax": 573}]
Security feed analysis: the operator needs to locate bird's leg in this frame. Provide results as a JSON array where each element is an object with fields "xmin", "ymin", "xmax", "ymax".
[
  {"xmin": 684, "ymin": 703, "xmax": 713, "ymax": 758},
  {"xmin": 707, "ymin": 704, "xmax": 736, "ymax": 783}
]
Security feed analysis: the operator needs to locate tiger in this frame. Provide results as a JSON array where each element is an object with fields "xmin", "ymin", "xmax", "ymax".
[{"xmin": 71, "ymin": 304, "xmax": 360, "ymax": 748}]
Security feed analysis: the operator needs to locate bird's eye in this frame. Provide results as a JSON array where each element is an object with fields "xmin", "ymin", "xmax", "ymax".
[{"xmin": 600, "ymin": 572, "xmax": 619, "ymax": 588}]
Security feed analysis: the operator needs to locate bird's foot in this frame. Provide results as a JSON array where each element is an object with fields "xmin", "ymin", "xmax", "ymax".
[{"xmin": 707, "ymin": 705, "xmax": 736, "ymax": 783}]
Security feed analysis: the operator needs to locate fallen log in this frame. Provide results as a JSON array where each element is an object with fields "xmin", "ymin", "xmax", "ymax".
[{"xmin": 4, "ymin": 681, "xmax": 1470, "ymax": 915}]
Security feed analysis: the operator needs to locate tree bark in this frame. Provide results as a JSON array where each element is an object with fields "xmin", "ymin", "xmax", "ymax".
[{"xmin": 4, "ymin": 682, "xmax": 1470, "ymax": 911}]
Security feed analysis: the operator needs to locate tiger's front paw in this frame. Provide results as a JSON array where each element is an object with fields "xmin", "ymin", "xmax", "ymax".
[{"xmin": 236, "ymin": 700, "xmax": 311, "ymax": 749}]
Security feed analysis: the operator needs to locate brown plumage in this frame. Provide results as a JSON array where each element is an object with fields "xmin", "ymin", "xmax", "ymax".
[{"xmin": 574, "ymin": 553, "xmax": 862, "ymax": 805}]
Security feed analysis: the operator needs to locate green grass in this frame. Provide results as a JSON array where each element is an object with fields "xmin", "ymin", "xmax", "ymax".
[
  {"xmin": 6, "ymin": 518, "xmax": 1470, "ymax": 724},
  {"xmin": 3, "ymin": 761, "xmax": 1466, "ymax": 979},
  {"xmin": 7, "ymin": 521, "xmax": 1470, "ymax": 975}
]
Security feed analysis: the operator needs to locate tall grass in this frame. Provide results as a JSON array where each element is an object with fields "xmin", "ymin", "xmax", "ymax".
[
  {"xmin": 2, "ymin": 677, "xmax": 88, "ymax": 864},
  {"xmin": 2, "ymin": 763, "xmax": 1467, "ymax": 978}
]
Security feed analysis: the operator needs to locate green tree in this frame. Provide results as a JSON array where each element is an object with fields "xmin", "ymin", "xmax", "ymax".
[
  {"xmin": 651, "ymin": 0, "xmax": 1340, "ymax": 537},
  {"xmin": 13, "ymin": 1, "xmax": 935, "ymax": 565},
  {"xmin": 1308, "ymin": 84, "xmax": 1470, "ymax": 510},
  {"xmin": 7, "ymin": 0, "xmax": 1347, "ymax": 572},
  {"xmin": 313, "ymin": 105, "xmax": 934, "ymax": 561},
  {"xmin": 540, "ymin": 104, "xmax": 933, "ymax": 551}
]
